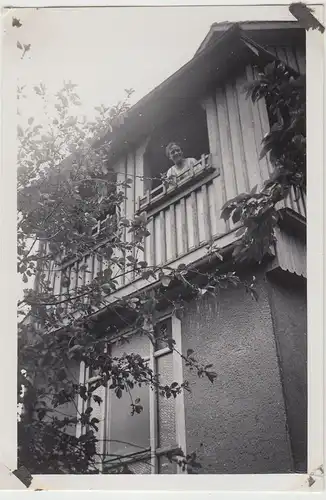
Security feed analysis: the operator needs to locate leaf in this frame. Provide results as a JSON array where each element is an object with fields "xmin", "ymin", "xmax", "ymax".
[
  {"xmin": 93, "ymin": 395, "xmax": 102, "ymax": 405},
  {"xmin": 159, "ymin": 273, "xmax": 172, "ymax": 288},
  {"xmin": 134, "ymin": 404, "xmax": 143, "ymax": 414},
  {"xmin": 28, "ymin": 117, "xmax": 34, "ymax": 126},
  {"xmin": 68, "ymin": 344, "xmax": 83, "ymax": 354},
  {"xmin": 116, "ymin": 387, "xmax": 122, "ymax": 399},
  {"xmin": 232, "ymin": 207, "xmax": 242, "ymax": 224},
  {"xmin": 17, "ymin": 41, "xmax": 23, "ymax": 50},
  {"xmin": 186, "ymin": 349, "xmax": 194, "ymax": 357},
  {"xmin": 134, "ymin": 397, "xmax": 140, "ymax": 404},
  {"xmin": 17, "ymin": 125, "xmax": 24, "ymax": 137},
  {"xmin": 206, "ymin": 371, "xmax": 217, "ymax": 384}
]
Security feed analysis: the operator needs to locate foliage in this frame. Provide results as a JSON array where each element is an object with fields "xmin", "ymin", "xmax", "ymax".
[
  {"xmin": 17, "ymin": 51, "xmax": 305, "ymax": 478},
  {"xmin": 221, "ymin": 60, "xmax": 306, "ymax": 263},
  {"xmin": 17, "ymin": 83, "xmax": 251, "ymax": 475}
]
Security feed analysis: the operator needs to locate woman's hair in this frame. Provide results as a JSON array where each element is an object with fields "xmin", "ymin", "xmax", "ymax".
[{"xmin": 165, "ymin": 142, "xmax": 181, "ymax": 157}]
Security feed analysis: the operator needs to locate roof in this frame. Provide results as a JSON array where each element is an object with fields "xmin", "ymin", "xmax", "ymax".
[
  {"xmin": 195, "ymin": 21, "xmax": 303, "ymax": 54},
  {"xmin": 96, "ymin": 21, "xmax": 304, "ymax": 165}
]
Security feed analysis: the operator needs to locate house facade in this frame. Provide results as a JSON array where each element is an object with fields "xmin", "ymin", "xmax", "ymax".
[{"xmin": 41, "ymin": 22, "xmax": 307, "ymax": 474}]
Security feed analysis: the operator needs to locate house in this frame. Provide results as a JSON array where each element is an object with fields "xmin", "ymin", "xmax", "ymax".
[{"xmin": 41, "ymin": 21, "xmax": 307, "ymax": 474}]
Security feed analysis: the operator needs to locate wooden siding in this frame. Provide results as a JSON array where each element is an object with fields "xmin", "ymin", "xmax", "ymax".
[
  {"xmin": 266, "ymin": 45, "xmax": 306, "ymax": 74},
  {"xmin": 47, "ymin": 52, "xmax": 306, "ymax": 302},
  {"xmin": 270, "ymin": 227, "xmax": 306, "ymax": 278},
  {"xmin": 144, "ymin": 173, "xmax": 221, "ymax": 266}
]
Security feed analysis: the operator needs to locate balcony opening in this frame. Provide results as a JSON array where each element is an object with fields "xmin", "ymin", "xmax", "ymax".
[{"xmin": 143, "ymin": 102, "xmax": 210, "ymax": 193}]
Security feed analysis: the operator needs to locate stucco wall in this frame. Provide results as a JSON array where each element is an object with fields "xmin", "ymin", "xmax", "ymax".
[
  {"xmin": 181, "ymin": 273, "xmax": 293, "ymax": 473},
  {"xmin": 267, "ymin": 271, "xmax": 307, "ymax": 472}
]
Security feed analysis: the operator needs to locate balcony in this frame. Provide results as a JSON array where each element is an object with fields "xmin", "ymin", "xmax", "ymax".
[
  {"xmin": 49, "ymin": 152, "xmax": 306, "ymax": 305},
  {"xmin": 139, "ymin": 154, "xmax": 226, "ymax": 268}
]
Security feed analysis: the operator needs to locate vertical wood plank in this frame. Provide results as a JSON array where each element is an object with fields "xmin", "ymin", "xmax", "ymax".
[
  {"xmin": 297, "ymin": 189, "xmax": 306, "ymax": 218},
  {"xmin": 202, "ymin": 95, "xmax": 221, "ymax": 172},
  {"xmin": 196, "ymin": 189, "xmax": 206, "ymax": 243},
  {"xmin": 154, "ymin": 215, "xmax": 162, "ymax": 265},
  {"xmin": 215, "ymin": 87, "xmax": 236, "ymax": 231},
  {"xmin": 245, "ymin": 65, "xmax": 270, "ymax": 184},
  {"xmin": 180, "ymin": 198, "xmax": 188, "ymax": 255},
  {"xmin": 175, "ymin": 202, "xmax": 183, "ymax": 257},
  {"xmin": 124, "ymin": 151, "xmax": 136, "ymax": 285},
  {"xmin": 77, "ymin": 257, "xmax": 86, "ymax": 302},
  {"xmin": 69, "ymin": 262, "xmax": 77, "ymax": 298},
  {"xmin": 117, "ymin": 156, "xmax": 128, "ymax": 287},
  {"xmin": 216, "ymin": 86, "xmax": 237, "ymax": 201},
  {"xmin": 203, "ymin": 94, "xmax": 226, "ymax": 236},
  {"xmin": 160, "ymin": 211, "xmax": 167, "ymax": 264},
  {"xmin": 225, "ymin": 81, "xmax": 249, "ymax": 194},
  {"xmin": 53, "ymin": 267, "xmax": 61, "ymax": 298},
  {"xmin": 149, "ymin": 217, "xmax": 155, "ymax": 267},
  {"xmin": 169, "ymin": 204, "xmax": 177, "ymax": 260},
  {"xmin": 255, "ymin": 76, "xmax": 273, "ymax": 176},
  {"xmin": 186, "ymin": 195, "xmax": 194, "ymax": 250},
  {"xmin": 61, "ymin": 265, "xmax": 71, "ymax": 314},
  {"xmin": 165, "ymin": 207, "xmax": 172, "ymax": 262},
  {"xmin": 191, "ymin": 191, "xmax": 199, "ymax": 248},
  {"xmin": 207, "ymin": 181, "xmax": 218, "ymax": 237},
  {"xmin": 285, "ymin": 46, "xmax": 299, "ymax": 72},
  {"xmin": 235, "ymin": 73, "xmax": 263, "ymax": 190},
  {"xmin": 201, "ymin": 183, "xmax": 211, "ymax": 242},
  {"xmin": 295, "ymin": 47, "xmax": 306, "ymax": 74}
]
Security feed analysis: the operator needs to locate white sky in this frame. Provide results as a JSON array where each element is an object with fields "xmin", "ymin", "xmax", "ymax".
[{"xmin": 3, "ymin": 6, "xmax": 295, "ymax": 116}]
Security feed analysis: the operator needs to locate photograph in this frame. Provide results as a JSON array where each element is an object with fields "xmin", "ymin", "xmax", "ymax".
[{"xmin": 1, "ymin": 2, "xmax": 323, "ymax": 489}]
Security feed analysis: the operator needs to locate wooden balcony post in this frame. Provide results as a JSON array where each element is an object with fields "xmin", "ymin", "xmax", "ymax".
[{"xmin": 189, "ymin": 164, "xmax": 195, "ymax": 177}]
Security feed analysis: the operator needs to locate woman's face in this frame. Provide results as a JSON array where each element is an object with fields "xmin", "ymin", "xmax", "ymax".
[{"xmin": 168, "ymin": 145, "xmax": 183, "ymax": 165}]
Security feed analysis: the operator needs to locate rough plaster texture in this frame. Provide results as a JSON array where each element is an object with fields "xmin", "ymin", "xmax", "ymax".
[
  {"xmin": 182, "ymin": 274, "xmax": 293, "ymax": 473},
  {"xmin": 267, "ymin": 272, "xmax": 307, "ymax": 471}
]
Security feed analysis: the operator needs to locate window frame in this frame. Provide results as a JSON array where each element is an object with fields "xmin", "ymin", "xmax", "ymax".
[{"xmin": 76, "ymin": 312, "xmax": 186, "ymax": 474}]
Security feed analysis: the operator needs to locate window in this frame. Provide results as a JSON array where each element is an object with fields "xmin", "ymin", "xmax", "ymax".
[
  {"xmin": 77, "ymin": 315, "xmax": 185, "ymax": 474},
  {"xmin": 143, "ymin": 103, "xmax": 210, "ymax": 193}
]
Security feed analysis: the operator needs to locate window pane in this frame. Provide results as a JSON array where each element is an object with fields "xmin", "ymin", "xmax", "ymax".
[
  {"xmin": 112, "ymin": 331, "xmax": 150, "ymax": 359},
  {"xmin": 108, "ymin": 382, "xmax": 150, "ymax": 457},
  {"xmin": 155, "ymin": 319, "xmax": 172, "ymax": 351},
  {"xmin": 108, "ymin": 333, "xmax": 150, "ymax": 457}
]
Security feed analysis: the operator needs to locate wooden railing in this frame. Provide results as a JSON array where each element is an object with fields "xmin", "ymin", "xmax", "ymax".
[
  {"xmin": 137, "ymin": 154, "xmax": 215, "ymax": 213},
  {"xmin": 46, "ymin": 153, "xmax": 306, "ymax": 302},
  {"xmin": 45, "ymin": 154, "xmax": 222, "ymax": 300},
  {"xmin": 141, "ymin": 154, "xmax": 223, "ymax": 267}
]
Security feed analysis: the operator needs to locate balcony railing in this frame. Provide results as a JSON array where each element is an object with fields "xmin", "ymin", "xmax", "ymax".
[
  {"xmin": 137, "ymin": 154, "xmax": 215, "ymax": 213},
  {"xmin": 45, "ymin": 152, "xmax": 306, "ymax": 304},
  {"xmin": 141, "ymin": 154, "xmax": 224, "ymax": 267}
]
